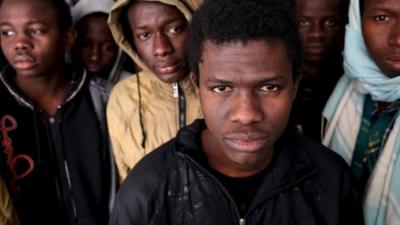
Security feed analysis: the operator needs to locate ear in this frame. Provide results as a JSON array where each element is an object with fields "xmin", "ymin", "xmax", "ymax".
[
  {"xmin": 63, "ymin": 28, "xmax": 77, "ymax": 52},
  {"xmin": 190, "ymin": 73, "xmax": 200, "ymax": 97}
]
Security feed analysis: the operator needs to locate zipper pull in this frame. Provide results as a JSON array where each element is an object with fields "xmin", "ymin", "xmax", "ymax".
[
  {"xmin": 239, "ymin": 218, "xmax": 246, "ymax": 225},
  {"xmin": 173, "ymin": 82, "xmax": 179, "ymax": 98}
]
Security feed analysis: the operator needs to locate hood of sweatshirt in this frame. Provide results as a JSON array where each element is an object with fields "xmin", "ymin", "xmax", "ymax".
[
  {"xmin": 71, "ymin": 0, "xmax": 129, "ymax": 84},
  {"xmin": 71, "ymin": 0, "xmax": 114, "ymax": 24},
  {"xmin": 108, "ymin": 0, "xmax": 202, "ymax": 73}
]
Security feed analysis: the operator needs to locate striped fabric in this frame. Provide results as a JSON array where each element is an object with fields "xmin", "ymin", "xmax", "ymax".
[{"xmin": 351, "ymin": 95, "xmax": 400, "ymax": 192}]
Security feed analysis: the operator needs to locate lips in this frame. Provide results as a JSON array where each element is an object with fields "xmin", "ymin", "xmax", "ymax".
[
  {"xmin": 385, "ymin": 54, "xmax": 400, "ymax": 62},
  {"xmin": 86, "ymin": 62, "xmax": 102, "ymax": 72},
  {"xmin": 384, "ymin": 54, "xmax": 400, "ymax": 73},
  {"xmin": 307, "ymin": 48, "xmax": 324, "ymax": 55},
  {"xmin": 13, "ymin": 54, "xmax": 36, "ymax": 70},
  {"xmin": 305, "ymin": 44, "xmax": 326, "ymax": 55},
  {"xmin": 155, "ymin": 60, "xmax": 180, "ymax": 75},
  {"xmin": 224, "ymin": 133, "xmax": 268, "ymax": 153}
]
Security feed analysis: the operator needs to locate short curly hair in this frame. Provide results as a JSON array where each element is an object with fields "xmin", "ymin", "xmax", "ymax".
[{"xmin": 188, "ymin": 0, "xmax": 302, "ymax": 85}]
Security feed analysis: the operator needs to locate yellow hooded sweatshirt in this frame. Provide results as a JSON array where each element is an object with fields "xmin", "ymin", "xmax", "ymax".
[
  {"xmin": 107, "ymin": 0, "xmax": 203, "ymax": 183},
  {"xmin": 0, "ymin": 176, "xmax": 20, "ymax": 225}
]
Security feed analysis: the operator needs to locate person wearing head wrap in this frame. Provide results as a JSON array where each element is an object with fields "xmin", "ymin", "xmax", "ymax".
[{"xmin": 323, "ymin": 0, "xmax": 400, "ymax": 224}]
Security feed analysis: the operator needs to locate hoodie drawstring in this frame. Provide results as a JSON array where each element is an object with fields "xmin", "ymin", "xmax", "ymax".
[{"xmin": 136, "ymin": 73, "xmax": 147, "ymax": 149}]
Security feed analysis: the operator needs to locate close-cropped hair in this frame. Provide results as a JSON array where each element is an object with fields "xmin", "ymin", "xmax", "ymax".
[
  {"xmin": 188, "ymin": 0, "xmax": 302, "ymax": 85},
  {"xmin": 0, "ymin": 0, "xmax": 73, "ymax": 32}
]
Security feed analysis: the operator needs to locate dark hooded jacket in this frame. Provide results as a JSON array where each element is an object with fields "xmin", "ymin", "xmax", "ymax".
[
  {"xmin": 0, "ymin": 65, "xmax": 116, "ymax": 225},
  {"xmin": 110, "ymin": 119, "xmax": 364, "ymax": 225}
]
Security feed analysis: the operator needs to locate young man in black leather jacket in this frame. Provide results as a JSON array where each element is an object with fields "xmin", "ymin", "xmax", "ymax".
[{"xmin": 110, "ymin": 0, "xmax": 364, "ymax": 224}]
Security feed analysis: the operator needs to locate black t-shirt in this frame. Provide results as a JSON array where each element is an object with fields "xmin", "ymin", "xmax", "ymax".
[
  {"xmin": 208, "ymin": 167, "xmax": 267, "ymax": 217},
  {"xmin": 190, "ymin": 145, "xmax": 268, "ymax": 217}
]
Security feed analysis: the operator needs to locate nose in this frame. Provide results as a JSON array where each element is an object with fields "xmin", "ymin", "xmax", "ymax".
[
  {"xmin": 229, "ymin": 91, "xmax": 263, "ymax": 125},
  {"xmin": 153, "ymin": 33, "xmax": 173, "ymax": 57},
  {"xmin": 308, "ymin": 23, "xmax": 325, "ymax": 40},
  {"xmin": 88, "ymin": 45, "xmax": 100, "ymax": 62},
  {"xmin": 14, "ymin": 33, "xmax": 33, "ymax": 51},
  {"xmin": 389, "ymin": 22, "xmax": 400, "ymax": 47}
]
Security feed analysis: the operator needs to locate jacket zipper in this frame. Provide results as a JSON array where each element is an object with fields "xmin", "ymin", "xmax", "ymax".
[
  {"xmin": 173, "ymin": 82, "xmax": 179, "ymax": 98},
  {"xmin": 173, "ymin": 82, "xmax": 186, "ymax": 128},
  {"xmin": 64, "ymin": 159, "xmax": 78, "ymax": 221},
  {"xmin": 51, "ymin": 106, "xmax": 78, "ymax": 224},
  {"xmin": 181, "ymin": 151, "xmax": 317, "ymax": 225}
]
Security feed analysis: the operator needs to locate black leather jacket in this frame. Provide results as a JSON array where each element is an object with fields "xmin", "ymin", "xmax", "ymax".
[{"xmin": 110, "ymin": 120, "xmax": 363, "ymax": 225}]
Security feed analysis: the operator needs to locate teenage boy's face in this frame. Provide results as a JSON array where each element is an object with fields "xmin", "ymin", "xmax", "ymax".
[
  {"xmin": 295, "ymin": 0, "xmax": 344, "ymax": 64},
  {"xmin": 362, "ymin": 0, "xmax": 400, "ymax": 78},
  {"xmin": 72, "ymin": 15, "xmax": 119, "ymax": 79},
  {"xmin": 197, "ymin": 40, "xmax": 298, "ymax": 175},
  {"xmin": 127, "ymin": 1, "xmax": 189, "ymax": 83},
  {"xmin": 0, "ymin": 0, "xmax": 71, "ymax": 78}
]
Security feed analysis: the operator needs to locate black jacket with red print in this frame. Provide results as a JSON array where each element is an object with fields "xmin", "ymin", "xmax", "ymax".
[{"xmin": 0, "ymin": 65, "xmax": 116, "ymax": 225}]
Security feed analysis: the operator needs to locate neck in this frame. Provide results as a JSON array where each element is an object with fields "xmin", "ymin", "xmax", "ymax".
[
  {"xmin": 302, "ymin": 63, "xmax": 323, "ymax": 80},
  {"xmin": 207, "ymin": 156, "xmax": 272, "ymax": 178},
  {"xmin": 89, "ymin": 69, "xmax": 110, "ymax": 80},
  {"xmin": 15, "ymin": 67, "xmax": 70, "ymax": 116}
]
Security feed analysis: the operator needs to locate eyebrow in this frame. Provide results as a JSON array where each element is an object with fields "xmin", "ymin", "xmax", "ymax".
[
  {"xmin": 134, "ymin": 18, "xmax": 185, "ymax": 30},
  {"xmin": 206, "ymin": 78, "xmax": 232, "ymax": 84},
  {"xmin": 0, "ymin": 20, "xmax": 48, "ymax": 27},
  {"xmin": 366, "ymin": 4, "xmax": 397, "ymax": 12},
  {"xmin": 300, "ymin": 15, "xmax": 340, "ymax": 18},
  {"xmin": 0, "ymin": 22, "xmax": 11, "ymax": 27},
  {"xmin": 27, "ymin": 21, "xmax": 48, "ymax": 26},
  {"xmin": 207, "ymin": 76, "xmax": 284, "ymax": 84}
]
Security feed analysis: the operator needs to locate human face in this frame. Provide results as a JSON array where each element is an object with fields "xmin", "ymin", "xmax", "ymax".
[
  {"xmin": 197, "ymin": 40, "xmax": 298, "ymax": 176},
  {"xmin": 127, "ymin": 1, "xmax": 189, "ymax": 83},
  {"xmin": 295, "ymin": 0, "xmax": 345, "ymax": 64},
  {"xmin": 72, "ymin": 15, "xmax": 119, "ymax": 79},
  {"xmin": 0, "ymin": 0, "xmax": 73, "ymax": 79},
  {"xmin": 362, "ymin": 0, "xmax": 400, "ymax": 78}
]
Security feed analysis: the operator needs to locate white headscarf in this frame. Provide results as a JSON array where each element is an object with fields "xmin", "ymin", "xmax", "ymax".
[
  {"xmin": 343, "ymin": 0, "xmax": 400, "ymax": 102},
  {"xmin": 323, "ymin": 1, "xmax": 400, "ymax": 225}
]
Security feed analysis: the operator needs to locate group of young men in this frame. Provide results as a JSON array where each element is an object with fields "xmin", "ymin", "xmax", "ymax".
[{"xmin": 0, "ymin": 0, "xmax": 399, "ymax": 225}]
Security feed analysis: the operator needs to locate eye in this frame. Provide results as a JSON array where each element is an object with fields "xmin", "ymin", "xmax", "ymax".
[
  {"xmin": 29, "ymin": 28, "xmax": 45, "ymax": 36},
  {"xmin": 137, "ymin": 32, "xmax": 150, "ymax": 41},
  {"xmin": 167, "ymin": 25, "xmax": 184, "ymax": 35},
  {"xmin": 324, "ymin": 18, "xmax": 337, "ymax": 27},
  {"xmin": 0, "ymin": 29, "xmax": 15, "ymax": 38},
  {"xmin": 298, "ymin": 20, "xmax": 310, "ymax": 27},
  {"xmin": 375, "ymin": 15, "xmax": 390, "ymax": 22},
  {"xmin": 103, "ymin": 42, "xmax": 117, "ymax": 52},
  {"xmin": 212, "ymin": 85, "xmax": 232, "ymax": 93},
  {"xmin": 259, "ymin": 84, "xmax": 280, "ymax": 92}
]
